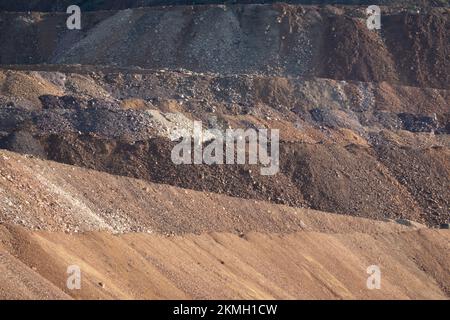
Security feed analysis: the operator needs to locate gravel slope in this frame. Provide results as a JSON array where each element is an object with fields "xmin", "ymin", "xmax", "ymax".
[
  {"xmin": 0, "ymin": 5, "xmax": 448, "ymax": 88},
  {"xmin": 0, "ymin": 2, "xmax": 448, "ymax": 300}
]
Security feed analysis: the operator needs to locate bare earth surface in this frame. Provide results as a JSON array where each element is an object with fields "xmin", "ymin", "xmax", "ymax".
[
  {"xmin": 0, "ymin": 2, "xmax": 449, "ymax": 300},
  {"xmin": 0, "ymin": 150, "xmax": 449, "ymax": 300},
  {"xmin": 1, "ymin": 226, "xmax": 449, "ymax": 300}
]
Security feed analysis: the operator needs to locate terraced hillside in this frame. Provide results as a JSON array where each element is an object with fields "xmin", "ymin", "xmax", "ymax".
[
  {"xmin": 1, "ymin": 5, "xmax": 449, "ymax": 88},
  {"xmin": 0, "ymin": 150, "xmax": 449, "ymax": 299},
  {"xmin": 0, "ymin": 1, "xmax": 448, "ymax": 300},
  {"xmin": 0, "ymin": 66, "xmax": 448, "ymax": 225}
]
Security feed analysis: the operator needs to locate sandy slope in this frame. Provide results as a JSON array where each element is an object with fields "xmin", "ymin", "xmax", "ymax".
[
  {"xmin": 0, "ymin": 149, "xmax": 424, "ymax": 234},
  {"xmin": 0, "ymin": 226, "xmax": 448, "ymax": 299},
  {"xmin": 0, "ymin": 150, "xmax": 449, "ymax": 299}
]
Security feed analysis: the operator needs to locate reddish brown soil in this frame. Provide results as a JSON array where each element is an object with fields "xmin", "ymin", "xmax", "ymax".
[
  {"xmin": 1, "ymin": 225, "xmax": 449, "ymax": 300},
  {"xmin": 0, "ymin": 151, "xmax": 449, "ymax": 300},
  {"xmin": 0, "ymin": 3, "xmax": 448, "ymax": 300},
  {"xmin": 19, "ymin": 133, "xmax": 445, "ymax": 225}
]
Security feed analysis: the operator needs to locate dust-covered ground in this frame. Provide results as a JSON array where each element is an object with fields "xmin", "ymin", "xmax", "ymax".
[
  {"xmin": 0, "ymin": 150, "xmax": 449, "ymax": 300},
  {"xmin": 0, "ymin": 2, "xmax": 448, "ymax": 300}
]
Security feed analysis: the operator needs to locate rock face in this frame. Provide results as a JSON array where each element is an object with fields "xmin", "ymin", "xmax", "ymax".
[{"xmin": 0, "ymin": 5, "xmax": 449, "ymax": 88}]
